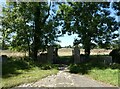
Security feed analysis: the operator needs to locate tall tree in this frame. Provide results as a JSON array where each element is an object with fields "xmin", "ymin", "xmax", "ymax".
[
  {"xmin": 57, "ymin": 2, "xmax": 119, "ymax": 56},
  {"xmin": 1, "ymin": 2, "xmax": 60, "ymax": 60}
]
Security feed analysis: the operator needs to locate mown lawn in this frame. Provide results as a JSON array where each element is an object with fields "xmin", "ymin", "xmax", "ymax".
[
  {"xmin": 2, "ymin": 57, "xmax": 59, "ymax": 88},
  {"xmin": 69, "ymin": 56, "xmax": 120, "ymax": 86}
]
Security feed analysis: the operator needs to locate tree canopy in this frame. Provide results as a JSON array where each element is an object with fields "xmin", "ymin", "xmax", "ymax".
[
  {"xmin": 1, "ymin": 1, "xmax": 119, "ymax": 60},
  {"xmin": 57, "ymin": 2, "xmax": 119, "ymax": 55},
  {"xmin": 1, "ymin": 2, "xmax": 61, "ymax": 60}
]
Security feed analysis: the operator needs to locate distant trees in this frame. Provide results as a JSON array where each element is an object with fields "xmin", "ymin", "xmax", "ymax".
[
  {"xmin": 64, "ymin": 45, "xmax": 72, "ymax": 48},
  {"xmin": 57, "ymin": 2, "xmax": 119, "ymax": 56}
]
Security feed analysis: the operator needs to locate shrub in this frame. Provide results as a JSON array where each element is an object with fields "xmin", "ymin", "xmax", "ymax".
[
  {"xmin": 109, "ymin": 48, "xmax": 120, "ymax": 64},
  {"xmin": 110, "ymin": 63, "xmax": 120, "ymax": 69},
  {"xmin": 41, "ymin": 65, "xmax": 52, "ymax": 70},
  {"xmin": 69, "ymin": 64, "xmax": 80, "ymax": 73},
  {"xmin": 41, "ymin": 64, "xmax": 59, "ymax": 70}
]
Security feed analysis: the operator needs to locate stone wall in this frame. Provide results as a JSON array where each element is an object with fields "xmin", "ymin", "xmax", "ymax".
[{"xmin": 99, "ymin": 56, "xmax": 112, "ymax": 65}]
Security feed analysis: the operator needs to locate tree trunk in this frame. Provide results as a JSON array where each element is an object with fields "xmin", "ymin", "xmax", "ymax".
[
  {"xmin": 27, "ymin": 37, "xmax": 31, "ymax": 59},
  {"xmin": 33, "ymin": 3, "xmax": 41, "ymax": 61},
  {"xmin": 85, "ymin": 46, "xmax": 90, "ymax": 56},
  {"xmin": 84, "ymin": 36, "xmax": 91, "ymax": 56}
]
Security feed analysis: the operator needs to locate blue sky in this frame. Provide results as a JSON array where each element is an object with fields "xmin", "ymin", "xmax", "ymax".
[{"xmin": 57, "ymin": 33, "xmax": 78, "ymax": 47}]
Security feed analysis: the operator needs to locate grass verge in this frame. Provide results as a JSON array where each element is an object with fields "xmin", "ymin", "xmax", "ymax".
[
  {"xmin": 2, "ymin": 57, "xmax": 59, "ymax": 88},
  {"xmin": 69, "ymin": 58, "xmax": 120, "ymax": 86},
  {"xmin": 87, "ymin": 68, "xmax": 118, "ymax": 86}
]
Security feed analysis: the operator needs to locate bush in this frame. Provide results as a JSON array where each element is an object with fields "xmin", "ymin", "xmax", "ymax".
[
  {"xmin": 109, "ymin": 48, "xmax": 120, "ymax": 64},
  {"xmin": 110, "ymin": 63, "xmax": 120, "ymax": 69},
  {"xmin": 69, "ymin": 64, "xmax": 80, "ymax": 73},
  {"xmin": 40, "ymin": 64, "xmax": 59, "ymax": 70}
]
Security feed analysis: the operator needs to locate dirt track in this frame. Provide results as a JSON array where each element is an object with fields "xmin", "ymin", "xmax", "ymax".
[{"xmin": 18, "ymin": 66, "xmax": 114, "ymax": 87}]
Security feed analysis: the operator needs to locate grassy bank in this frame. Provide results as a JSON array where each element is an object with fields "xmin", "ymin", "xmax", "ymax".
[
  {"xmin": 87, "ymin": 68, "xmax": 119, "ymax": 86},
  {"xmin": 2, "ymin": 57, "xmax": 59, "ymax": 88},
  {"xmin": 69, "ymin": 58, "xmax": 120, "ymax": 86}
]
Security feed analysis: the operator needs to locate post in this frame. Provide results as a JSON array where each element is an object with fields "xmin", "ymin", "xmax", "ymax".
[
  {"xmin": 47, "ymin": 46, "xmax": 54, "ymax": 63},
  {"xmin": 74, "ymin": 45, "xmax": 80, "ymax": 64}
]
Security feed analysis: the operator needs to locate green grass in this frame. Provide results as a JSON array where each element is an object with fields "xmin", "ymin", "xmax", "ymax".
[
  {"xmin": 69, "ymin": 57, "xmax": 120, "ymax": 86},
  {"xmin": 2, "ymin": 57, "xmax": 59, "ymax": 88},
  {"xmin": 2, "ymin": 68, "xmax": 58, "ymax": 88},
  {"xmin": 87, "ymin": 68, "xmax": 119, "ymax": 86}
]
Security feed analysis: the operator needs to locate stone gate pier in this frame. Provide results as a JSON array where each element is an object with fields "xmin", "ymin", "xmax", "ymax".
[
  {"xmin": 38, "ymin": 46, "xmax": 58, "ymax": 64},
  {"xmin": 72, "ymin": 45, "xmax": 80, "ymax": 64}
]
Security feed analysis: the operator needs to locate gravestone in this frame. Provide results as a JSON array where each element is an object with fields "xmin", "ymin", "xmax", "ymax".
[
  {"xmin": 47, "ymin": 46, "xmax": 54, "ymax": 63},
  {"xmin": 73, "ymin": 46, "xmax": 80, "ymax": 64}
]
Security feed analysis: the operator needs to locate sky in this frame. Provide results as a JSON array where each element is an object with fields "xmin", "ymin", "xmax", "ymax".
[
  {"xmin": 0, "ymin": 1, "xmax": 120, "ymax": 47},
  {"xmin": 57, "ymin": 33, "xmax": 78, "ymax": 47}
]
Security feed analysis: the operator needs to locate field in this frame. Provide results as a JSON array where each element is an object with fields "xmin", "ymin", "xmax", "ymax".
[
  {"xmin": 58, "ymin": 48, "xmax": 112, "ymax": 56},
  {"xmin": 0, "ymin": 48, "xmax": 112, "ymax": 57},
  {"xmin": 0, "ymin": 50, "xmax": 26, "ymax": 57}
]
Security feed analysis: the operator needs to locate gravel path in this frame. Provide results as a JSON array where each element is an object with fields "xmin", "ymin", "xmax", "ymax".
[{"xmin": 17, "ymin": 66, "xmax": 114, "ymax": 87}]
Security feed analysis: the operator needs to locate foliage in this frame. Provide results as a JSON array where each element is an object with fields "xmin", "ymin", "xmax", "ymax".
[
  {"xmin": 109, "ymin": 48, "xmax": 120, "ymax": 64},
  {"xmin": 112, "ymin": 2, "xmax": 120, "ymax": 16},
  {"xmin": 2, "ymin": 57, "xmax": 58, "ymax": 88},
  {"xmin": 111, "ymin": 40, "xmax": 120, "ymax": 49},
  {"xmin": 69, "ymin": 64, "xmax": 80, "ymax": 73},
  {"xmin": 40, "ymin": 64, "xmax": 59, "ymax": 70},
  {"xmin": 52, "ymin": 43, "xmax": 61, "ymax": 49},
  {"xmin": 57, "ymin": 2, "xmax": 119, "ymax": 55},
  {"xmin": 1, "ymin": 2, "xmax": 61, "ymax": 60},
  {"xmin": 69, "ymin": 58, "xmax": 120, "ymax": 86},
  {"xmin": 1, "ymin": 2, "xmax": 120, "ymax": 59}
]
